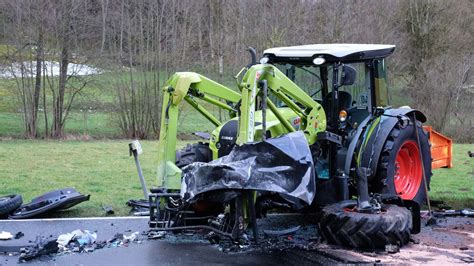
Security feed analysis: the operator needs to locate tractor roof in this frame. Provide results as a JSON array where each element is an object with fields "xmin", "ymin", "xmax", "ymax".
[{"xmin": 263, "ymin": 44, "xmax": 395, "ymax": 64}]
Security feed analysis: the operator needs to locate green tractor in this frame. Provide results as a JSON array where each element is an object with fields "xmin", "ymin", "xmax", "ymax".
[{"xmin": 149, "ymin": 44, "xmax": 431, "ymax": 249}]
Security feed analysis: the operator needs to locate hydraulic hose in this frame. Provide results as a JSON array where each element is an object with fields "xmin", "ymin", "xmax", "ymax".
[
  {"xmin": 247, "ymin": 47, "xmax": 257, "ymax": 68},
  {"xmin": 260, "ymin": 80, "xmax": 268, "ymax": 141}
]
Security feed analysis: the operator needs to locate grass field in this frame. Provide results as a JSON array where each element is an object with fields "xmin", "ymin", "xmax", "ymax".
[
  {"xmin": 0, "ymin": 140, "xmax": 191, "ymax": 217},
  {"xmin": 0, "ymin": 140, "xmax": 472, "ymax": 217},
  {"xmin": 431, "ymin": 144, "xmax": 474, "ymax": 209}
]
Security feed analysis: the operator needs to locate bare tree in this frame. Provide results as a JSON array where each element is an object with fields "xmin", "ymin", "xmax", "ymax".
[{"xmin": 0, "ymin": 0, "xmax": 471, "ymax": 141}]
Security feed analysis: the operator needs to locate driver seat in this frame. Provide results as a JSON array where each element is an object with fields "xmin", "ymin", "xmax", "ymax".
[{"xmin": 321, "ymin": 91, "xmax": 353, "ymax": 114}]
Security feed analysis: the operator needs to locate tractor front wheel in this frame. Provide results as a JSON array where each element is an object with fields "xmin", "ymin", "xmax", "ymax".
[
  {"xmin": 373, "ymin": 119, "xmax": 432, "ymax": 205},
  {"xmin": 319, "ymin": 200, "xmax": 411, "ymax": 248}
]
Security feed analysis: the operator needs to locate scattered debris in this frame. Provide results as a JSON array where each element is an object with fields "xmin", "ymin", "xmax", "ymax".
[
  {"xmin": 461, "ymin": 257, "xmax": 474, "ymax": 263},
  {"xmin": 123, "ymin": 232, "xmax": 140, "ymax": 242},
  {"xmin": 264, "ymin": 226, "xmax": 301, "ymax": 236},
  {"xmin": 426, "ymin": 217, "xmax": 438, "ymax": 226},
  {"xmin": 57, "ymin": 229, "xmax": 97, "ymax": 247},
  {"xmin": 461, "ymin": 209, "xmax": 474, "ymax": 217},
  {"xmin": 14, "ymin": 232, "xmax": 24, "ymax": 240},
  {"xmin": 133, "ymin": 211, "xmax": 149, "ymax": 216},
  {"xmin": 147, "ymin": 231, "xmax": 166, "ymax": 240},
  {"xmin": 127, "ymin": 199, "xmax": 149, "ymax": 209},
  {"xmin": 19, "ymin": 237, "xmax": 59, "ymax": 262},
  {"xmin": 102, "ymin": 205, "xmax": 114, "ymax": 215},
  {"xmin": 206, "ymin": 232, "xmax": 221, "ymax": 244},
  {"xmin": 9, "ymin": 188, "xmax": 90, "ymax": 219},
  {"xmin": 127, "ymin": 199, "xmax": 149, "ymax": 216},
  {"xmin": 385, "ymin": 244, "xmax": 400, "ymax": 253},
  {"xmin": 13, "ymin": 228, "xmax": 147, "ymax": 262},
  {"xmin": 432, "ymin": 209, "xmax": 474, "ymax": 218},
  {"xmin": 0, "ymin": 231, "xmax": 13, "ymax": 240}
]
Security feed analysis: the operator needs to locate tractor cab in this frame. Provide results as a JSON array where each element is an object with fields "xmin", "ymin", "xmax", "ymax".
[{"xmin": 261, "ymin": 44, "xmax": 394, "ymax": 129}]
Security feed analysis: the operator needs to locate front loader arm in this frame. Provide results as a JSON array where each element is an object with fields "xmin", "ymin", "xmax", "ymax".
[
  {"xmin": 237, "ymin": 64, "xmax": 326, "ymax": 145},
  {"xmin": 157, "ymin": 72, "xmax": 241, "ymax": 189}
]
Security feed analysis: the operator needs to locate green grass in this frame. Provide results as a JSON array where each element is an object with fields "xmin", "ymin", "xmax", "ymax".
[
  {"xmin": 0, "ymin": 113, "xmax": 23, "ymax": 136},
  {"xmin": 0, "ymin": 140, "xmax": 188, "ymax": 217},
  {"xmin": 430, "ymin": 143, "xmax": 474, "ymax": 209},
  {"xmin": 0, "ymin": 140, "xmax": 472, "ymax": 218},
  {"xmin": 0, "ymin": 112, "xmax": 122, "ymax": 138}
]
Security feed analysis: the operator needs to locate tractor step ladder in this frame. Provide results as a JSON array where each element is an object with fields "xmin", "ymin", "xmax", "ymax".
[{"xmin": 423, "ymin": 126, "xmax": 453, "ymax": 169}]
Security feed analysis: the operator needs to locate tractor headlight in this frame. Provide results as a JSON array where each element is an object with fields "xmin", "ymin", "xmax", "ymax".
[
  {"xmin": 339, "ymin": 110, "xmax": 348, "ymax": 122},
  {"xmin": 313, "ymin": 57, "xmax": 325, "ymax": 65},
  {"xmin": 259, "ymin": 57, "xmax": 269, "ymax": 64}
]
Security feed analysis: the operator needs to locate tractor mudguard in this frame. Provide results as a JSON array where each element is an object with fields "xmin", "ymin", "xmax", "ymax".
[
  {"xmin": 356, "ymin": 107, "xmax": 426, "ymax": 180},
  {"xmin": 180, "ymin": 131, "xmax": 315, "ymax": 204}
]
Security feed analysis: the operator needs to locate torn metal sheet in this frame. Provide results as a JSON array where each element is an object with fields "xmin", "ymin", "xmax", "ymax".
[
  {"xmin": 181, "ymin": 131, "xmax": 315, "ymax": 204},
  {"xmin": 9, "ymin": 188, "xmax": 90, "ymax": 219}
]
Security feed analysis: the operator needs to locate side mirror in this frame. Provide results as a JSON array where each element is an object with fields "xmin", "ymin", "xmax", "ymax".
[{"xmin": 340, "ymin": 65, "xmax": 356, "ymax": 86}]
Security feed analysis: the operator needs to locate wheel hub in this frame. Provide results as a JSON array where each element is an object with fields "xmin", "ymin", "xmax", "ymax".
[{"xmin": 394, "ymin": 140, "xmax": 422, "ymax": 199}]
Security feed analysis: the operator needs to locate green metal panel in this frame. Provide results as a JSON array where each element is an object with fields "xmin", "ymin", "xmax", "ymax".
[
  {"xmin": 236, "ymin": 64, "xmax": 326, "ymax": 145},
  {"xmin": 157, "ymin": 64, "xmax": 328, "ymax": 190},
  {"xmin": 156, "ymin": 72, "xmax": 241, "ymax": 190}
]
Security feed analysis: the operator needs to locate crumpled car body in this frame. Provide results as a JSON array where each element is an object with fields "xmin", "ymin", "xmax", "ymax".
[
  {"xmin": 9, "ymin": 188, "xmax": 90, "ymax": 219},
  {"xmin": 181, "ymin": 131, "xmax": 315, "ymax": 205}
]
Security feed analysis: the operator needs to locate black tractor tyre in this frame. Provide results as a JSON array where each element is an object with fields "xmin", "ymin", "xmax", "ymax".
[
  {"xmin": 372, "ymin": 119, "xmax": 432, "ymax": 205},
  {"xmin": 175, "ymin": 142, "xmax": 212, "ymax": 168},
  {"xmin": 319, "ymin": 201, "xmax": 412, "ymax": 249},
  {"xmin": 0, "ymin": 194, "xmax": 23, "ymax": 217},
  {"xmin": 175, "ymin": 143, "xmax": 222, "ymax": 216}
]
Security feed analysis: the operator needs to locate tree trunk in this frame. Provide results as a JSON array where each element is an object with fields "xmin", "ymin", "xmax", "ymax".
[
  {"xmin": 52, "ymin": 46, "xmax": 69, "ymax": 138},
  {"xmin": 31, "ymin": 29, "xmax": 44, "ymax": 138}
]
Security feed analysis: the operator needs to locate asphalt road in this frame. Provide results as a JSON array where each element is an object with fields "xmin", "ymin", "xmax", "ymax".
[
  {"xmin": 1, "ymin": 215, "xmax": 472, "ymax": 265},
  {"xmin": 0, "ymin": 217, "xmax": 339, "ymax": 265}
]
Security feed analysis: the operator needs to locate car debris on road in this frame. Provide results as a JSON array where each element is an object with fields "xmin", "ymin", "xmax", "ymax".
[
  {"xmin": 0, "ymin": 231, "xmax": 13, "ymax": 240},
  {"xmin": 12, "ymin": 229, "xmax": 145, "ymax": 262},
  {"xmin": 1, "ymin": 188, "xmax": 90, "ymax": 220}
]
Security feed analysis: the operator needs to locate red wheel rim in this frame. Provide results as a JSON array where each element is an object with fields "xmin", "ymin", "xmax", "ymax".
[{"xmin": 394, "ymin": 140, "xmax": 422, "ymax": 199}]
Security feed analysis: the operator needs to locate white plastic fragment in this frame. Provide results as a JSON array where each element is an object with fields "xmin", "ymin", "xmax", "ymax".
[
  {"xmin": 0, "ymin": 231, "xmax": 13, "ymax": 240},
  {"xmin": 123, "ymin": 231, "xmax": 140, "ymax": 242},
  {"xmin": 56, "ymin": 229, "xmax": 97, "ymax": 247},
  {"xmin": 57, "ymin": 232, "xmax": 75, "ymax": 246}
]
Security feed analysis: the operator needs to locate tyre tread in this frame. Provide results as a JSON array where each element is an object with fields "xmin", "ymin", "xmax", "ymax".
[{"xmin": 319, "ymin": 202, "xmax": 411, "ymax": 248}]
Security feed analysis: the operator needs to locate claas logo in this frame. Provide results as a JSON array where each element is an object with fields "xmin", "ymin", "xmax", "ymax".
[{"xmin": 292, "ymin": 117, "xmax": 301, "ymax": 126}]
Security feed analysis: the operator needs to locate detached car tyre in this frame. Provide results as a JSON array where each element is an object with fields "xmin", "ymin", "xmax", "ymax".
[
  {"xmin": 319, "ymin": 200, "xmax": 411, "ymax": 249},
  {"xmin": 0, "ymin": 194, "xmax": 23, "ymax": 217}
]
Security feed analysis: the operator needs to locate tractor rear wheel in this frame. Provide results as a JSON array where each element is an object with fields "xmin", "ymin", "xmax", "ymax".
[
  {"xmin": 175, "ymin": 142, "xmax": 212, "ymax": 168},
  {"xmin": 373, "ymin": 119, "xmax": 431, "ymax": 205},
  {"xmin": 319, "ymin": 200, "xmax": 411, "ymax": 248}
]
